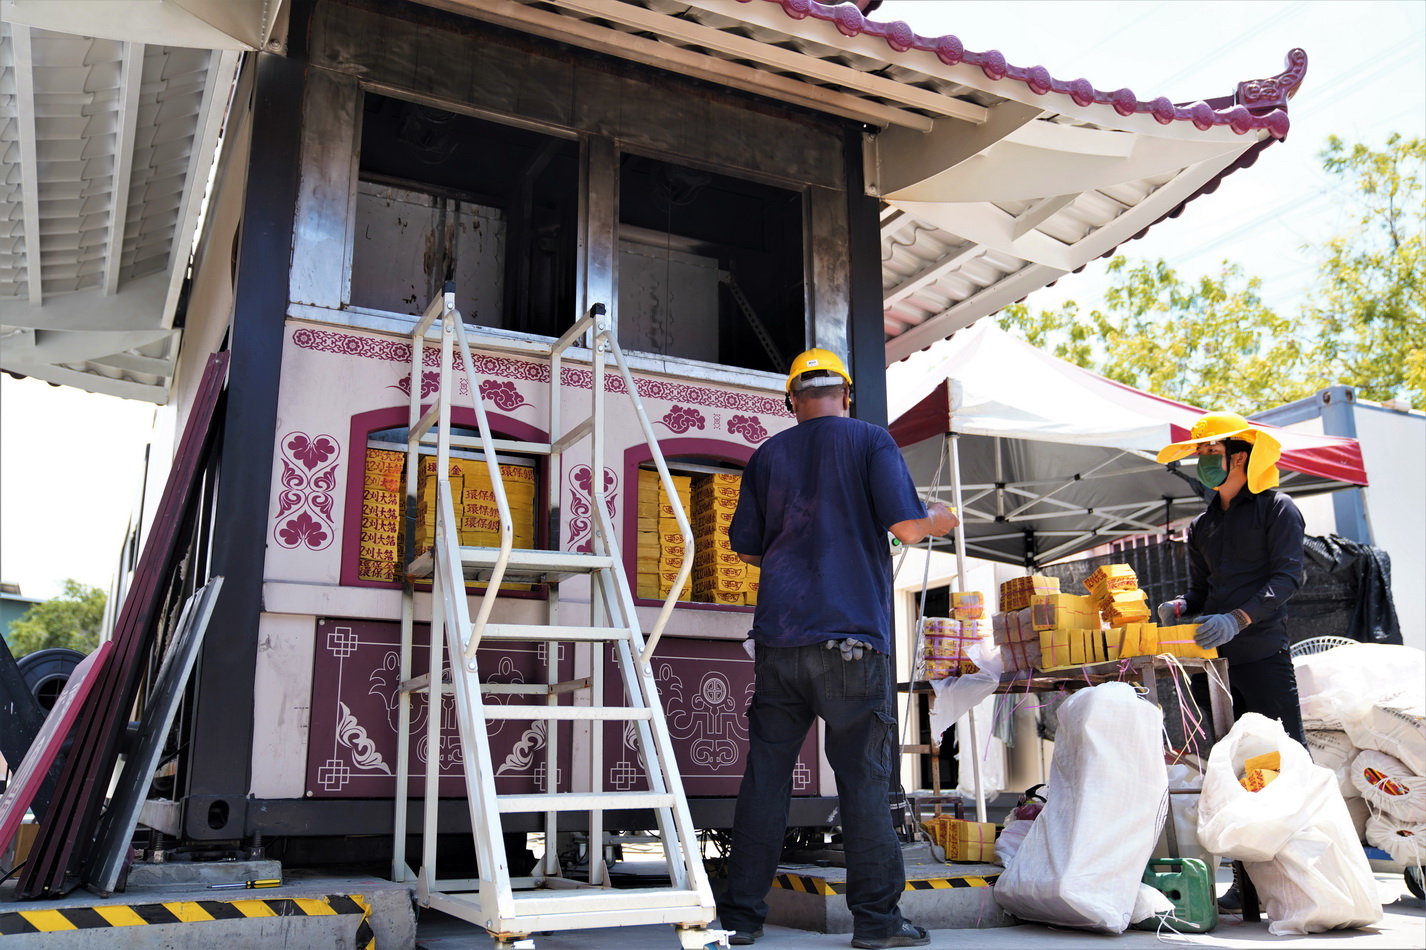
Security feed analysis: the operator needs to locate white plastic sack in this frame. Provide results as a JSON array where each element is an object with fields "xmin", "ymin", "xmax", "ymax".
[
  {"xmin": 1305, "ymin": 730, "xmax": 1361, "ymax": 799},
  {"xmin": 1129, "ymin": 883, "xmax": 1175, "ymax": 925},
  {"xmin": 1346, "ymin": 698, "xmax": 1426, "ymax": 778},
  {"xmin": 1294, "ymin": 643, "xmax": 1424, "ymax": 731},
  {"xmin": 994, "ymin": 683, "xmax": 1167, "ymax": 933},
  {"xmin": 1366, "ymin": 810, "xmax": 1426, "ymax": 865},
  {"xmin": 1349, "ymin": 749, "xmax": 1426, "ymax": 823},
  {"xmin": 1197, "ymin": 713, "xmax": 1381, "ymax": 935},
  {"xmin": 955, "ymin": 694, "xmax": 1006, "ymax": 802},
  {"xmin": 1345, "ymin": 795, "xmax": 1371, "ymax": 844},
  {"xmin": 993, "ymin": 818, "xmax": 1032, "ymax": 868},
  {"xmin": 927, "ymin": 670, "xmax": 997, "ymax": 743}
]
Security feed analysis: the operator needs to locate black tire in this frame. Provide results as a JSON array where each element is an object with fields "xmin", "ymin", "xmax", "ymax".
[
  {"xmin": 15, "ymin": 647, "xmax": 86, "ymax": 712},
  {"xmin": 1406, "ymin": 865, "xmax": 1424, "ymax": 901}
]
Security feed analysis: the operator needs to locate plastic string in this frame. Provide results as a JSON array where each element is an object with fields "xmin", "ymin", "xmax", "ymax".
[{"xmin": 1155, "ymin": 653, "xmax": 1211, "ymax": 766}]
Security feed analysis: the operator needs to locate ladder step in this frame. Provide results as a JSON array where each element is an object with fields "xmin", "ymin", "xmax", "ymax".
[
  {"xmin": 509, "ymin": 888, "xmax": 710, "ymax": 918},
  {"xmin": 407, "ymin": 548, "xmax": 614, "ymax": 582},
  {"xmin": 495, "ymin": 792, "xmax": 675, "ymax": 813},
  {"xmin": 427, "ymin": 890, "xmax": 713, "ymax": 931},
  {"xmin": 481, "ymin": 624, "xmax": 632, "ymax": 642},
  {"xmin": 411, "ymin": 432, "xmax": 553, "ymax": 456},
  {"xmin": 482, "ymin": 705, "xmax": 653, "ymax": 721}
]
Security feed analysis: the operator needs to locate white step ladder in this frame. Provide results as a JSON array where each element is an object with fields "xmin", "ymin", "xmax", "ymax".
[{"xmin": 392, "ymin": 286, "xmax": 722, "ymax": 949}]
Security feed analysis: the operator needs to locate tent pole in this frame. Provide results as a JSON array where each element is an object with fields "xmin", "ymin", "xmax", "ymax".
[{"xmin": 949, "ymin": 432, "xmax": 987, "ymax": 824}]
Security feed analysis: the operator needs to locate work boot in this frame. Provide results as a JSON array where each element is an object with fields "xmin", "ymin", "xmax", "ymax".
[
  {"xmin": 850, "ymin": 923, "xmax": 930, "ymax": 949},
  {"xmin": 1218, "ymin": 883, "xmax": 1242, "ymax": 912}
]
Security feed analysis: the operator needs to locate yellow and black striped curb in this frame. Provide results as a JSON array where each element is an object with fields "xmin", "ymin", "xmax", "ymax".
[
  {"xmin": 772, "ymin": 872, "xmax": 999, "ymax": 896},
  {"xmin": 0, "ymin": 893, "xmax": 375, "ymax": 946}
]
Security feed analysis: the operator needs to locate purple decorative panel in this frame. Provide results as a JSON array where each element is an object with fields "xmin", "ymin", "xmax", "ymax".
[
  {"xmin": 602, "ymin": 638, "xmax": 820, "ymax": 797},
  {"xmin": 306, "ymin": 619, "xmax": 570, "ymax": 797}
]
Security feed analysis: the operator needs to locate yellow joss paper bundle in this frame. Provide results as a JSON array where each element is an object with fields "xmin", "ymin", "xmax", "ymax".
[
  {"xmin": 1156, "ymin": 624, "xmax": 1218, "ymax": 659},
  {"xmin": 1083, "ymin": 563, "xmax": 1137, "ymax": 591},
  {"xmin": 1245, "ymin": 751, "xmax": 1282, "ymax": 771},
  {"xmin": 1000, "ymin": 575, "xmax": 1060, "ymax": 613},
  {"xmin": 1030, "ymin": 593, "xmax": 1099, "ymax": 632},
  {"xmin": 1101, "ymin": 590, "xmax": 1151, "ymax": 625},
  {"xmin": 951, "ymin": 591, "xmax": 985, "ymax": 621},
  {"xmin": 1240, "ymin": 768, "xmax": 1280, "ymax": 792},
  {"xmin": 921, "ymin": 817, "xmax": 997, "ymax": 863}
]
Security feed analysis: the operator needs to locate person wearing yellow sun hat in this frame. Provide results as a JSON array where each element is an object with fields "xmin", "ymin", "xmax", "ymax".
[{"xmin": 1156, "ymin": 411, "xmax": 1307, "ymax": 739}]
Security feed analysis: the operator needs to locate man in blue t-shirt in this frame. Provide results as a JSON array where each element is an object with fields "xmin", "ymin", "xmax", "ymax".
[{"xmin": 717, "ymin": 349, "xmax": 957, "ymax": 950}]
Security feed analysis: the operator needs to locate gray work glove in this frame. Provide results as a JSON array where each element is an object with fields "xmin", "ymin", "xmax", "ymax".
[
  {"xmin": 1157, "ymin": 598, "xmax": 1188, "ymax": 626},
  {"xmin": 824, "ymin": 638, "xmax": 873, "ymax": 661},
  {"xmin": 1193, "ymin": 613, "xmax": 1245, "ymax": 650}
]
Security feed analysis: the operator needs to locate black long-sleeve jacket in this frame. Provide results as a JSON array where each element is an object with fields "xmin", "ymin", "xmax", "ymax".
[{"xmin": 1180, "ymin": 488, "xmax": 1305, "ymax": 664}]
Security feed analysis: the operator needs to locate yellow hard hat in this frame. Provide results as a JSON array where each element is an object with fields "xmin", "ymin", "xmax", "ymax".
[
  {"xmin": 786, "ymin": 348, "xmax": 852, "ymax": 394},
  {"xmin": 1157, "ymin": 411, "xmax": 1283, "ymax": 493}
]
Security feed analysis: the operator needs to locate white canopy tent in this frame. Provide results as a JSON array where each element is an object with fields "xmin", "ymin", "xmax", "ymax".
[
  {"xmin": 887, "ymin": 320, "xmax": 1367, "ymax": 568},
  {"xmin": 886, "ymin": 320, "xmax": 1368, "ymax": 821}
]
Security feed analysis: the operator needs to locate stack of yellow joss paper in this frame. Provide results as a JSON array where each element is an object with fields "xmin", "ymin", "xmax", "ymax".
[
  {"xmin": 920, "ymin": 816, "xmax": 997, "ymax": 863},
  {"xmin": 1118, "ymin": 622, "xmax": 1217, "ymax": 659},
  {"xmin": 1032, "ymin": 593, "xmax": 1112, "ymax": 669},
  {"xmin": 922, "ymin": 615, "xmax": 986, "ymax": 678},
  {"xmin": 1083, "ymin": 564, "xmax": 1152, "ymax": 626},
  {"xmin": 999, "ymin": 574, "xmax": 1060, "ymax": 612},
  {"xmin": 636, "ymin": 469, "xmax": 692, "ymax": 601},
  {"xmin": 691, "ymin": 473, "xmax": 758, "ymax": 606}
]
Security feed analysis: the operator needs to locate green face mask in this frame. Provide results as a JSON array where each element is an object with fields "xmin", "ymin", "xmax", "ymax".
[{"xmin": 1196, "ymin": 454, "xmax": 1228, "ymax": 489}]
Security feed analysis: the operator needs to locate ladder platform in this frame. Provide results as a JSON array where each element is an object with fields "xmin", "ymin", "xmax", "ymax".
[
  {"xmin": 411, "ymin": 432, "xmax": 554, "ymax": 456},
  {"xmin": 406, "ymin": 548, "xmax": 614, "ymax": 583},
  {"xmin": 428, "ymin": 887, "xmax": 712, "ymax": 921},
  {"xmin": 479, "ymin": 623, "xmax": 632, "ymax": 643},
  {"xmin": 481, "ymin": 704, "xmax": 653, "ymax": 721},
  {"xmin": 495, "ymin": 791, "xmax": 675, "ymax": 813}
]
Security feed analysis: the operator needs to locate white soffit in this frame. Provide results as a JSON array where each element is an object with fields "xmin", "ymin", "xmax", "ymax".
[{"xmin": 0, "ymin": 7, "xmax": 244, "ymax": 403}]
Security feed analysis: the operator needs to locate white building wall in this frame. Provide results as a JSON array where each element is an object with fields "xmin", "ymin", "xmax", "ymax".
[{"xmin": 1355, "ymin": 404, "xmax": 1425, "ymax": 652}]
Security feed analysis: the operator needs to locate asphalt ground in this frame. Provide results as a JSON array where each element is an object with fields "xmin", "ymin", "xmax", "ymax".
[{"xmin": 413, "ymin": 868, "xmax": 1425, "ymax": 950}]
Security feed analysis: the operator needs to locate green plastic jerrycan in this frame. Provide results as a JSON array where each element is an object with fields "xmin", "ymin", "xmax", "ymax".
[{"xmin": 1132, "ymin": 857, "xmax": 1218, "ymax": 933}]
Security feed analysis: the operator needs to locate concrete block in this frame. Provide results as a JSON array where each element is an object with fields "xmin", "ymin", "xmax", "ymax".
[
  {"xmin": 124, "ymin": 858, "xmax": 283, "ymax": 889},
  {"xmin": 0, "ymin": 872, "xmax": 415, "ymax": 949},
  {"xmin": 763, "ymin": 859, "xmax": 1018, "ymax": 934}
]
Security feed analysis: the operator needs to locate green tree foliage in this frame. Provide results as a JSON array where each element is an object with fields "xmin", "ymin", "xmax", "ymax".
[
  {"xmin": 1001, "ymin": 258, "xmax": 1314, "ymax": 411},
  {"xmin": 7, "ymin": 580, "xmax": 106, "ymax": 657},
  {"xmin": 1309, "ymin": 134, "xmax": 1425, "ymax": 407},
  {"xmin": 1000, "ymin": 135, "xmax": 1425, "ymax": 413}
]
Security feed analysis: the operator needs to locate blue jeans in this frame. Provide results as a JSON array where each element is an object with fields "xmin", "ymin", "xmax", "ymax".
[{"xmin": 719, "ymin": 643, "xmax": 908, "ymax": 940}]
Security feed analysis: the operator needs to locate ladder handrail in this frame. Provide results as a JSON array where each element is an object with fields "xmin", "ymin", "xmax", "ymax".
[
  {"xmin": 450, "ymin": 311, "xmax": 516, "ymax": 667},
  {"xmin": 588, "ymin": 501, "xmax": 706, "ymax": 896},
  {"xmin": 435, "ymin": 481, "xmax": 518, "ymax": 921},
  {"xmin": 595, "ymin": 324, "xmax": 694, "ymax": 666}
]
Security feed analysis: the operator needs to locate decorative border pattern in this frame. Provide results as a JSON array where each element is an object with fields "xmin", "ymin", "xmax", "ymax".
[
  {"xmin": 757, "ymin": 0, "xmax": 1303, "ymax": 138},
  {"xmin": 273, "ymin": 431, "xmax": 340, "ymax": 550},
  {"xmin": 292, "ymin": 327, "xmax": 790, "ymax": 416}
]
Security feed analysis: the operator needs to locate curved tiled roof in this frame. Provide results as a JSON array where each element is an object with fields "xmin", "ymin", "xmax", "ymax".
[{"xmin": 755, "ymin": 0, "xmax": 1304, "ymax": 138}]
